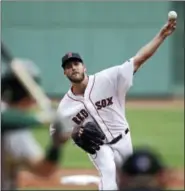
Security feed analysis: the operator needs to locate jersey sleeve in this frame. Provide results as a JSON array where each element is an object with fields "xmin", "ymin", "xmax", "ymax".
[
  {"xmin": 97, "ymin": 57, "xmax": 135, "ymax": 96},
  {"xmin": 116, "ymin": 57, "xmax": 135, "ymax": 94},
  {"xmin": 49, "ymin": 99, "xmax": 73, "ymax": 136}
]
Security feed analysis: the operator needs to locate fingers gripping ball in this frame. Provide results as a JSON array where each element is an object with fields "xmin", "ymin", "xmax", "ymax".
[{"xmin": 72, "ymin": 122, "xmax": 106, "ymax": 155}]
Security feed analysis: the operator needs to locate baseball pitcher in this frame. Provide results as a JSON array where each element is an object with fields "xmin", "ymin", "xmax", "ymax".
[{"xmin": 50, "ymin": 18, "xmax": 176, "ymax": 190}]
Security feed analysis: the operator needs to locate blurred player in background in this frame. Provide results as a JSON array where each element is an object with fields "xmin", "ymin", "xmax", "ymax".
[
  {"xmin": 118, "ymin": 147, "xmax": 166, "ymax": 191},
  {"xmin": 1, "ymin": 58, "xmax": 69, "ymax": 190}
]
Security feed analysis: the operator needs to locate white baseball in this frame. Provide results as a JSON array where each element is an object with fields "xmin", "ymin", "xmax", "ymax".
[{"xmin": 168, "ymin": 11, "xmax": 177, "ymax": 20}]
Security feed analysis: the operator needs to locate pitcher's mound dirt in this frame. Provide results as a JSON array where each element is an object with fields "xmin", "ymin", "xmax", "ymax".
[
  {"xmin": 18, "ymin": 168, "xmax": 98, "ymax": 190},
  {"xmin": 18, "ymin": 168, "xmax": 184, "ymax": 190}
]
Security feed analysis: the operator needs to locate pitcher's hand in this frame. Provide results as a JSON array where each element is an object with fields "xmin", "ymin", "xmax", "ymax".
[{"xmin": 159, "ymin": 19, "xmax": 177, "ymax": 38}]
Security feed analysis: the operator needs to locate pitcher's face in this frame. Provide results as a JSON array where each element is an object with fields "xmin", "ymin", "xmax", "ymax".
[{"xmin": 64, "ymin": 61, "xmax": 86, "ymax": 83}]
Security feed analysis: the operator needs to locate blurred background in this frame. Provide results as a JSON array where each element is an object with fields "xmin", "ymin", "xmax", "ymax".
[
  {"xmin": 2, "ymin": 1, "xmax": 184, "ymax": 98},
  {"xmin": 1, "ymin": 1, "xmax": 184, "ymax": 190}
]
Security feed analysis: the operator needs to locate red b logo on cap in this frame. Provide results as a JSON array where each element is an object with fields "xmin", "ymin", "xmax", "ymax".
[{"xmin": 67, "ymin": 52, "xmax": 72, "ymax": 58}]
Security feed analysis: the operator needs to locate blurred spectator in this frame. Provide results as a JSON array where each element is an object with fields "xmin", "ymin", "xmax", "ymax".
[
  {"xmin": 1, "ymin": 58, "xmax": 67, "ymax": 190},
  {"xmin": 118, "ymin": 147, "xmax": 167, "ymax": 191}
]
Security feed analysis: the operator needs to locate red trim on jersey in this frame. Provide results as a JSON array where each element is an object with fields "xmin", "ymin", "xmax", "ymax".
[
  {"xmin": 89, "ymin": 75, "xmax": 114, "ymax": 139},
  {"xmin": 67, "ymin": 75, "xmax": 114, "ymax": 140},
  {"xmin": 67, "ymin": 91, "xmax": 108, "ymax": 140},
  {"xmin": 67, "ymin": 92, "xmax": 80, "ymax": 102}
]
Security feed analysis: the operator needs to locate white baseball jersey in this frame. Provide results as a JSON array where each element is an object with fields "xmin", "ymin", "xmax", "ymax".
[{"xmin": 51, "ymin": 58, "xmax": 134, "ymax": 142}]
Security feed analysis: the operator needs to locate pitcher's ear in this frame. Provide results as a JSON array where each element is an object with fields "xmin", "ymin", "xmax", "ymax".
[{"xmin": 83, "ymin": 63, "xmax": 87, "ymax": 72}]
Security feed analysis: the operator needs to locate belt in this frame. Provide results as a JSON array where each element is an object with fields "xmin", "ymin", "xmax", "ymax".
[{"xmin": 107, "ymin": 128, "xmax": 129, "ymax": 145}]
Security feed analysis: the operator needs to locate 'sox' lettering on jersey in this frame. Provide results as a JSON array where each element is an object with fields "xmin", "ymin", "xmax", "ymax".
[
  {"xmin": 95, "ymin": 96, "xmax": 113, "ymax": 110},
  {"xmin": 72, "ymin": 109, "xmax": 89, "ymax": 125}
]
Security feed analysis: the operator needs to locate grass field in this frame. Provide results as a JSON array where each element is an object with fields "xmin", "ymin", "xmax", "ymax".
[{"xmin": 32, "ymin": 106, "xmax": 184, "ymax": 169}]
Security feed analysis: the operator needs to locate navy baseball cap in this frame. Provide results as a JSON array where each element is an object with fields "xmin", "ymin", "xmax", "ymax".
[
  {"xmin": 121, "ymin": 148, "xmax": 164, "ymax": 176},
  {"xmin": 61, "ymin": 52, "xmax": 83, "ymax": 69}
]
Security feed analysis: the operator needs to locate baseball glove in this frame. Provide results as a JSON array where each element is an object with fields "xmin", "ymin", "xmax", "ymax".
[{"xmin": 71, "ymin": 122, "xmax": 106, "ymax": 155}]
